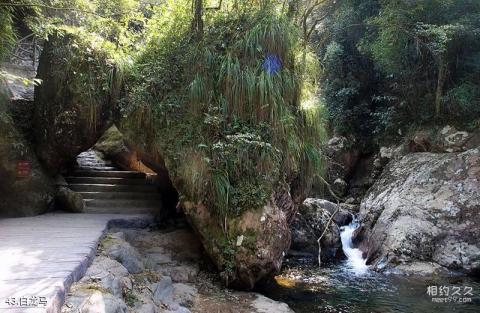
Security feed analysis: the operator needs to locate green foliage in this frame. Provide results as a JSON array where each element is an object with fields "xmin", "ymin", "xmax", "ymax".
[
  {"xmin": 318, "ymin": 0, "xmax": 480, "ymax": 142},
  {"xmin": 318, "ymin": 0, "xmax": 380, "ymax": 140},
  {"xmin": 122, "ymin": 3, "xmax": 325, "ymax": 222},
  {"xmin": 44, "ymin": 29, "xmax": 118, "ymax": 129},
  {"xmin": 0, "ymin": 2, "xmax": 16, "ymax": 60}
]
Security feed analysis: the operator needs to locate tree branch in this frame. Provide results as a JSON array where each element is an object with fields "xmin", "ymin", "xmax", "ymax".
[{"xmin": 317, "ymin": 201, "xmax": 339, "ymax": 266}]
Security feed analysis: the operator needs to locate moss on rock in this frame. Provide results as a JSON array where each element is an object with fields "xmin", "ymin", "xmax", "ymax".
[{"xmin": 34, "ymin": 31, "xmax": 119, "ymax": 172}]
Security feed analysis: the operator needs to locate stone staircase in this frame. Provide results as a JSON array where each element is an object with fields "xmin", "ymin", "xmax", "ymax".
[{"xmin": 65, "ymin": 150, "xmax": 161, "ymax": 214}]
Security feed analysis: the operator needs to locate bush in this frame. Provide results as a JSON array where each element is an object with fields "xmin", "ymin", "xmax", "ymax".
[{"xmin": 122, "ymin": 6, "xmax": 325, "ymax": 221}]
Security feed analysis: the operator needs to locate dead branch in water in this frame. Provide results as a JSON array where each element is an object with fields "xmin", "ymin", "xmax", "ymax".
[{"xmin": 317, "ymin": 201, "xmax": 339, "ymax": 267}]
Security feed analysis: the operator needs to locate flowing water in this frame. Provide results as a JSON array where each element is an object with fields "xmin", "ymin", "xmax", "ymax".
[{"xmin": 257, "ymin": 220, "xmax": 480, "ymax": 313}]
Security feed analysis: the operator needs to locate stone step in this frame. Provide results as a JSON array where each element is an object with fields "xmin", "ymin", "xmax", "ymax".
[
  {"xmin": 65, "ymin": 176, "xmax": 149, "ymax": 185},
  {"xmin": 84, "ymin": 199, "xmax": 162, "ymax": 209},
  {"xmin": 77, "ymin": 162, "xmax": 113, "ymax": 167},
  {"xmin": 83, "ymin": 207, "xmax": 155, "ymax": 214},
  {"xmin": 78, "ymin": 191, "xmax": 162, "ymax": 200},
  {"xmin": 76, "ymin": 166, "xmax": 119, "ymax": 171},
  {"xmin": 73, "ymin": 170, "xmax": 146, "ymax": 179},
  {"xmin": 70, "ymin": 183, "xmax": 157, "ymax": 193}
]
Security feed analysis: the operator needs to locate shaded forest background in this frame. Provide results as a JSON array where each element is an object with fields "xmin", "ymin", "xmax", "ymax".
[{"xmin": 2, "ymin": 0, "xmax": 479, "ymax": 146}]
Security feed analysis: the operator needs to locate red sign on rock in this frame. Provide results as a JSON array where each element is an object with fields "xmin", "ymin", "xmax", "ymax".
[{"xmin": 16, "ymin": 160, "xmax": 32, "ymax": 178}]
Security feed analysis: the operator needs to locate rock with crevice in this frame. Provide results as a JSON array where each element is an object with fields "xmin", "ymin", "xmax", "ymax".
[
  {"xmin": 162, "ymin": 265, "xmax": 199, "ymax": 283},
  {"xmin": 356, "ymin": 148, "xmax": 480, "ymax": 275},
  {"xmin": 172, "ymin": 283, "xmax": 197, "ymax": 306},
  {"xmin": 80, "ymin": 256, "xmax": 131, "ymax": 297}
]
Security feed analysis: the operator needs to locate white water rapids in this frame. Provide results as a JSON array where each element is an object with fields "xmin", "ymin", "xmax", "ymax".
[{"xmin": 340, "ymin": 218, "xmax": 369, "ymax": 275}]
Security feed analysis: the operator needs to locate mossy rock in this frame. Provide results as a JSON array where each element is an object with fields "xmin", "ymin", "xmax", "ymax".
[
  {"xmin": 0, "ymin": 88, "xmax": 55, "ymax": 216},
  {"xmin": 33, "ymin": 32, "xmax": 117, "ymax": 173},
  {"xmin": 94, "ymin": 125, "xmax": 128, "ymax": 157},
  {"xmin": 56, "ymin": 186, "xmax": 84, "ymax": 213}
]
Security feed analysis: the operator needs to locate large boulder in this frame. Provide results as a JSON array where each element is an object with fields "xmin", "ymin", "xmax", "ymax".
[
  {"xmin": 356, "ymin": 148, "xmax": 480, "ymax": 275},
  {"xmin": 182, "ymin": 188, "xmax": 293, "ymax": 290},
  {"xmin": 0, "ymin": 89, "xmax": 55, "ymax": 216},
  {"xmin": 33, "ymin": 33, "xmax": 117, "ymax": 173},
  {"xmin": 290, "ymin": 198, "xmax": 352, "ymax": 261}
]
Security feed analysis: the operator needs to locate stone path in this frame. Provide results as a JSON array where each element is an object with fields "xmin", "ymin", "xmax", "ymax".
[{"xmin": 0, "ymin": 213, "xmax": 153, "ymax": 313}]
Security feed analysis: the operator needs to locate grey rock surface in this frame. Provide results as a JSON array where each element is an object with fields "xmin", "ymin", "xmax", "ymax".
[
  {"xmin": 356, "ymin": 148, "xmax": 480, "ymax": 274},
  {"xmin": 105, "ymin": 238, "xmax": 144, "ymax": 274}
]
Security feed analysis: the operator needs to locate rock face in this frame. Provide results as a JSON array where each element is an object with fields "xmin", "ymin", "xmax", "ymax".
[
  {"xmin": 408, "ymin": 126, "xmax": 480, "ymax": 153},
  {"xmin": 0, "ymin": 90, "xmax": 54, "ymax": 216},
  {"xmin": 183, "ymin": 189, "xmax": 293, "ymax": 289},
  {"xmin": 290, "ymin": 198, "xmax": 353, "ymax": 261},
  {"xmin": 33, "ymin": 33, "xmax": 116, "ymax": 173},
  {"xmin": 356, "ymin": 148, "xmax": 480, "ymax": 275}
]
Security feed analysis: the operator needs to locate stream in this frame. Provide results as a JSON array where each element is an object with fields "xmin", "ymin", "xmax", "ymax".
[{"xmin": 257, "ymin": 220, "xmax": 480, "ymax": 313}]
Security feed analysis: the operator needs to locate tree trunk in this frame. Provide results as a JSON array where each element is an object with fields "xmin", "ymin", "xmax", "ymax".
[
  {"xmin": 192, "ymin": 0, "xmax": 203, "ymax": 40},
  {"xmin": 435, "ymin": 57, "xmax": 447, "ymax": 118}
]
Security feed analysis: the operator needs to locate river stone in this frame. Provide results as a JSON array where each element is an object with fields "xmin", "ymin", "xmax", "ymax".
[
  {"xmin": 145, "ymin": 251, "xmax": 173, "ymax": 268},
  {"xmin": 163, "ymin": 265, "xmax": 199, "ymax": 283},
  {"xmin": 251, "ymin": 294, "xmax": 294, "ymax": 313},
  {"xmin": 69, "ymin": 290, "xmax": 127, "ymax": 313},
  {"xmin": 290, "ymin": 198, "xmax": 345, "ymax": 262},
  {"xmin": 0, "ymin": 100, "xmax": 55, "ymax": 216},
  {"xmin": 135, "ymin": 302, "xmax": 156, "ymax": 313},
  {"xmin": 394, "ymin": 262, "xmax": 446, "ymax": 276},
  {"xmin": 163, "ymin": 307, "xmax": 192, "ymax": 313},
  {"xmin": 172, "ymin": 283, "xmax": 197, "ymax": 306},
  {"xmin": 104, "ymin": 234, "xmax": 144, "ymax": 274},
  {"xmin": 153, "ymin": 276, "xmax": 174, "ymax": 305},
  {"xmin": 356, "ymin": 148, "xmax": 480, "ymax": 275},
  {"xmin": 303, "ymin": 198, "xmax": 354, "ymax": 226}
]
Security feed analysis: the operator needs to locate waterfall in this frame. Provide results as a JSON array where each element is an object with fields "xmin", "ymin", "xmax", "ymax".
[{"xmin": 340, "ymin": 218, "xmax": 368, "ymax": 275}]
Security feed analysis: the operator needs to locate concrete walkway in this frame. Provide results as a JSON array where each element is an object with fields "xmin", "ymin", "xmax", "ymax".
[{"xmin": 0, "ymin": 213, "xmax": 154, "ymax": 313}]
